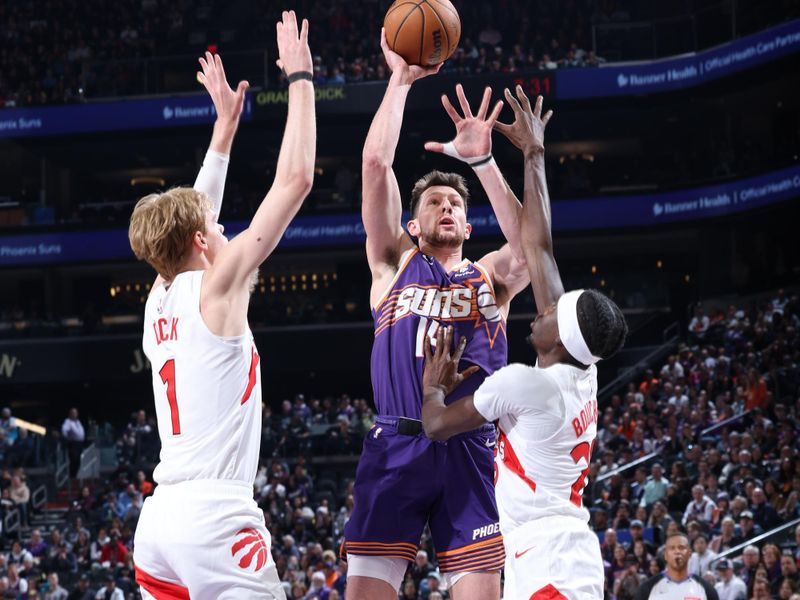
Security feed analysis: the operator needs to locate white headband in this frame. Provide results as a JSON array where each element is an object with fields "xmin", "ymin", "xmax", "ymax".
[{"xmin": 557, "ymin": 290, "xmax": 602, "ymax": 366}]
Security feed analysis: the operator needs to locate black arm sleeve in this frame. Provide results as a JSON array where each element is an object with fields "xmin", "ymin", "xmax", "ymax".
[{"xmin": 635, "ymin": 574, "xmax": 662, "ymax": 600}]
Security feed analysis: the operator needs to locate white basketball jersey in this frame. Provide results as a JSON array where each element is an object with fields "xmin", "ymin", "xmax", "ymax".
[
  {"xmin": 473, "ymin": 362, "xmax": 598, "ymax": 536},
  {"xmin": 142, "ymin": 270, "xmax": 262, "ymax": 485}
]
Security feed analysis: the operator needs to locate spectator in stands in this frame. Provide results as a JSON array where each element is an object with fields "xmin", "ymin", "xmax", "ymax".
[
  {"xmin": 616, "ymin": 557, "xmax": 645, "ymax": 600},
  {"xmin": 739, "ymin": 545, "xmax": 761, "ymax": 589},
  {"xmin": 115, "ymin": 483, "xmax": 141, "ymax": 522},
  {"xmin": 751, "ymin": 577, "xmax": 771, "ymax": 600},
  {"xmin": 779, "ymin": 578, "xmax": 799, "ymax": 599},
  {"xmin": 661, "ymin": 355, "xmax": 685, "ymax": 380},
  {"xmin": 0, "ymin": 408, "xmax": 18, "ymax": 455},
  {"xmin": 750, "ymin": 487, "xmax": 779, "ymax": 531},
  {"xmin": 9, "ymin": 474, "xmax": 30, "ymax": 526},
  {"xmin": 305, "ymin": 570, "xmax": 330, "ymax": 599},
  {"xmin": 689, "ymin": 306, "xmax": 711, "ymax": 341},
  {"xmin": 683, "ymin": 484, "xmax": 717, "ymax": 526},
  {"xmin": 49, "ymin": 543, "xmax": 77, "ymax": 581},
  {"xmin": 715, "ymin": 559, "xmax": 746, "ymax": 600},
  {"xmin": 61, "ymin": 408, "xmax": 85, "ymax": 479},
  {"xmin": 641, "ymin": 463, "xmax": 670, "ymax": 508},
  {"xmin": 67, "ymin": 573, "xmax": 94, "ymax": 600},
  {"xmin": 45, "ymin": 572, "xmax": 69, "ymax": 600},
  {"xmin": 27, "ymin": 528, "xmax": 48, "ymax": 559},
  {"xmin": 738, "ymin": 510, "xmax": 761, "ymax": 540},
  {"xmin": 711, "ymin": 517, "xmax": 742, "ymax": 553},
  {"xmin": 7, "ymin": 563, "xmax": 28, "ymax": 596},
  {"xmin": 688, "ymin": 534, "xmax": 718, "ymax": 577},
  {"xmin": 762, "ymin": 543, "xmax": 782, "ymax": 584},
  {"xmin": 99, "ymin": 530, "xmax": 128, "ymax": 569},
  {"xmin": 73, "ymin": 531, "xmax": 91, "ymax": 571},
  {"xmin": 745, "ymin": 369, "xmax": 769, "ymax": 411},
  {"xmin": 94, "ymin": 574, "xmax": 123, "ymax": 600},
  {"xmin": 780, "ymin": 554, "xmax": 799, "ymax": 592},
  {"xmin": 411, "ymin": 550, "xmax": 435, "ymax": 589},
  {"xmin": 422, "ymin": 571, "xmax": 446, "ymax": 600},
  {"xmin": 133, "ymin": 470, "xmax": 153, "ymax": 498},
  {"xmin": 63, "ymin": 516, "xmax": 91, "ymax": 547}
]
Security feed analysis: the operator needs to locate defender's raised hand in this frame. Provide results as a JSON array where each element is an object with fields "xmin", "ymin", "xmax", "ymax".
[
  {"xmin": 425, "ymin": 84, "xmax": 504, "ymax": 161},
  {"xmin": 275, "ymin": 10, "xmax": 312, "ymax": 76},
  {"xmin": 197, "ymin": 52, "xmax": 249, "ymax": 126},
  {"xmin": 494, "ymin": 85, "xmax": 553, "ymax": 156},
  {"xmin": 380, "ymin": 27, "xmax": 442, "ymax": 84},
  {"xmin": 422, "ymin": 327, "xmax": 480, "ymax": 396}
]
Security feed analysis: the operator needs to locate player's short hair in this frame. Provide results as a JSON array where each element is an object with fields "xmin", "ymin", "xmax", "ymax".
[
  {"xmin": 409, "ymin": 170, "xmax": 470, "ymax": 217},
  {"xmin": 576, "ymin": 289, "xmax": 628, "ymax": 360},
  {"xmin": 129, "ymin": 187, "xmax": 211, "ymax": 281}
]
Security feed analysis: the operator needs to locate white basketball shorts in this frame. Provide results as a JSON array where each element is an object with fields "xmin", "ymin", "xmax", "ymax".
[
  {"xmin": 133, "ymin": 479, "xmax": 285, "ymax": 600},
  {"xmin": 501, "ymin": 516, "xmax": 604, "ymax": 600}
]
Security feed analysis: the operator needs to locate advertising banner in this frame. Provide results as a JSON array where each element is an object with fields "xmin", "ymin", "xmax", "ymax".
[
  {"xmin": 1, "ymin": 166, "xmax": 797, "ymax": 266},
  {"xmin": 558, "ymin": 18, "xmax": 800, "ymax": 98}
]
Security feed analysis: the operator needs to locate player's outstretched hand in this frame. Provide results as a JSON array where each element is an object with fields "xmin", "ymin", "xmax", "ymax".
[
  {"xmin": 424, "ymin": 84, "xmax": 503, "ymax": 160},
  {"xmin": 380, "ymin": 28, "xmax": 442, "ymax": 84},
  {"xmin": 197, "ymin": 51, "xmax": 249, "ymax": 127},
  {"xmin": 275, "ymin": 10, "xmax": 312, "ymax": 76},
  {"xmin": 494, "ymin": 85, "xmax": 553, "ymax": 156},
  {"xmin": 422, "ymin": 327, "xmax": 480, "ymax": 396}
]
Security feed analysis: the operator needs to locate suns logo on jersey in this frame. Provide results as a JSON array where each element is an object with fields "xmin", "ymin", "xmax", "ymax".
[
  {"xmin": 395, "ymin": 287, "xmax": 472, "ymax": 319},
  {"xmin": 393, "ymin": 284, "xmax": 502, "ymax": 323},
  {"xmin": 231, "ymin": 528, "xmax": 268, "ymax": 572}
]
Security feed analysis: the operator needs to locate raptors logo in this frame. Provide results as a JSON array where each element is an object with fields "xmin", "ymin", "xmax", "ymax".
[{"xmin": 231, "ymin": 527, "xmax": 268, "ymax": 572}]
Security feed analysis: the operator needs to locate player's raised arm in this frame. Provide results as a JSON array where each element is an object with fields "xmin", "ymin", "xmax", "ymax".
[
  {"xmin": 421, "ymin": 328, "xmax": 485, "ymax": 441},
  {"xmin": 150, "ymin": 52, "xmax": 250, "ymax": 296},
  {"xmin": 425, "ymin": 84, "xmax": 530, "ymax": 311},
  {"xmin": 194, "ymin": 51, "xmax": 250, "ymax": 218},
  {"xmin": 494, "ymin": 86, "xmax": 564, "ymax": 312},
  {"xmin": 363, "ymin": 29, "xmax": 440, "ymax": 301},
  {"xmin": 204, "ymin": 11, "xmax": 315, "ymax": 299}
]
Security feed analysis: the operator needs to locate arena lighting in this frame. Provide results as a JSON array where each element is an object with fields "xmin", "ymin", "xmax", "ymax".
[
  {"xmin": 13, "ymin": 418, "xmax": 46, "ymax": 436},
  {"xmin": 130, "ymin": 176, "xmax": 166, "ymax": 187}
]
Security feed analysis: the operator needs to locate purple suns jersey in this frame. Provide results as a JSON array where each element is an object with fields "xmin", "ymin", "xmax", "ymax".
[{"xmin": 371, "ymin": 248, "xmax": 508, "ymax": 419}]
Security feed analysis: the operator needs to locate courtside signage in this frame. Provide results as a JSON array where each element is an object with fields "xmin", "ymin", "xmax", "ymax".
[
  {"xmin": 557, "ymin": 18, "xmax": 800, "ymax": 98},
  {"xmin": 0, "ymin": 166, "xmax": 798, "ymax": 265},
  {"xmin": 0, "ymin": 93, "xmax": 253, "ymax": 139}
]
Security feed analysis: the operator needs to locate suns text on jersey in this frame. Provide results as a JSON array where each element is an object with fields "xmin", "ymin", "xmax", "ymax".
[
  {"xmin": 395, "ymin": 287, "xmax": 474, "ymax": 319},
  {"xmin": 571, "ymin": 398, "xmax": 598, "ymax": 438}
]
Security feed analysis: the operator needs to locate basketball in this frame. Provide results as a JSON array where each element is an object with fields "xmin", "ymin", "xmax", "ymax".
[{"xmin": 383, "ymin": 0, "xmax": 461, "ymax": 67}]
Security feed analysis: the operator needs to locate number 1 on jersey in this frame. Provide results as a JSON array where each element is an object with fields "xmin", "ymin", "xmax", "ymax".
[
  {"xmin": 416, "ymin": 317, "xmax": 441, "ymax": 358},
  {"xmin": 159, "ymin": 359, "xmax": 181, "ymax": 435}
]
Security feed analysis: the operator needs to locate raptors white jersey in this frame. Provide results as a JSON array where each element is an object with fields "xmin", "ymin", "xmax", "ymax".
[
  {"xmin": 473, "ymin": 362, "xmax": 598, "ymax": 536},
  {"xmin": 142, "ymin": 270, "xmax": 262, "ymax": 485}
]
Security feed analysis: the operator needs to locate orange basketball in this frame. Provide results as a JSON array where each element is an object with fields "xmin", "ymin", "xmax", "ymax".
[{"xmin": 383, "ymin": 0, "xmax": 461, "ymax": 67}]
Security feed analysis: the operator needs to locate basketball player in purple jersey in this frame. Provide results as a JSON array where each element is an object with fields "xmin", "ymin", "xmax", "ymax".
[{"xmin": 343, "ymin": 31, "xmax": 531, "ymax": 600}]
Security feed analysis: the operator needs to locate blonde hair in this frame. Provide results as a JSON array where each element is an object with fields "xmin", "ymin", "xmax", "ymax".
[{"xmin": 128, "ymin": 187, "xmax": 211, "ymax": 281}]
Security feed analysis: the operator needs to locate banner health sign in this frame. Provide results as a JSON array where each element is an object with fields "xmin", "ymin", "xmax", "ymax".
[
  {"xmin": 0, "ymin": 93, "xmax": 253, "ymax": 139},
  {"xmin": 1, "ymin": 165, "xmax": 798, "ymax": 267},
  {"xmin": 558, "ymin": 18, "xmax": 800, "ymax": 98}
]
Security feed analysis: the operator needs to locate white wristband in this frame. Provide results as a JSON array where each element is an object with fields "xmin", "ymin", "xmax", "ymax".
[{"xmin": 441, "ymin": 142, "xmax": 494, "ymax": 170}]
